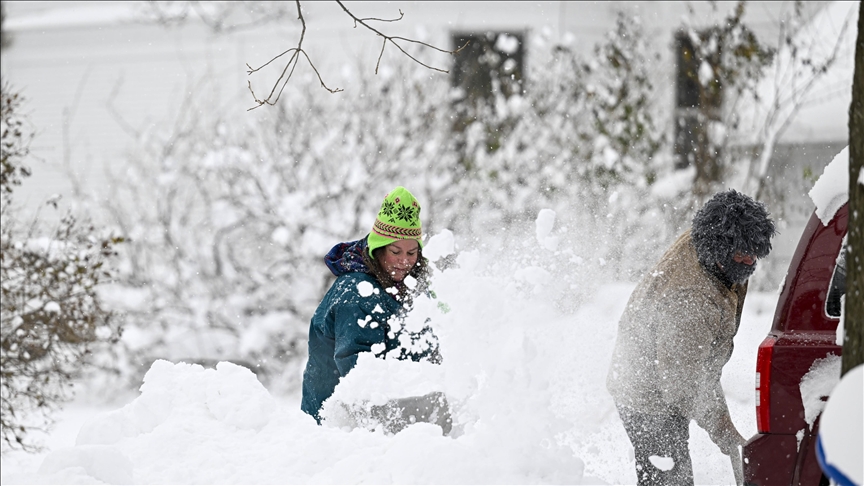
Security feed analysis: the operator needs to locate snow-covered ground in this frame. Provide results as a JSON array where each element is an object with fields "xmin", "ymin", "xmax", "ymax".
[
  {"xmin": 0, "ymin": 1, "xmax": 857, "ymax": 483},
  {"xmin": 0, "ymin": 230, "xmax": 781, "ymax": 484},
  {"xmin": 5, "ymin": 98, "xmax": 847, "ymax": 486}
]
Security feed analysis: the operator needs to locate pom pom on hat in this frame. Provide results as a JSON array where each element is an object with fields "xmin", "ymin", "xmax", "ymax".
[{"xmin": 367, "ymin": 186, "xmax": 423, "ymax": 258}]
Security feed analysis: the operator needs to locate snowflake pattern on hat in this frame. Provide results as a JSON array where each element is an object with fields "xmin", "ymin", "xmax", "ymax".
[
  {"xmin": 396, "ymin": 204, "xmax": 418, "ymax": 226},
  {"xmin": 381, "ymin": 200, "xmax": 396, "ymax": 221}
]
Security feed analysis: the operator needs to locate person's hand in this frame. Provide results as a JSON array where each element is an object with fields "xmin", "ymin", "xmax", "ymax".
[
  {"xmin": 718, "ymin": 428, "xmax": 746, "ymax": 456},
  {"xmin": 709, "ymin": 412, "xmax": 745, "ymax": 484},
  {"xmin": 718, "ymin": 429, "xmax": 746, "ymax": 456},
  {"xmin": 713, "ymin": 414, "xmax": 746, "ymax": 456}
]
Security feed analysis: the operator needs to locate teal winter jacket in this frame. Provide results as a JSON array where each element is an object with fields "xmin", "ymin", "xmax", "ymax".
[
  {"xmin": 300, "ymin": 271, "xmax": 402, "ymax": 421},
  {"xmin": 300, "ymin": 238, "xmax": 439, "ymax": 422}
]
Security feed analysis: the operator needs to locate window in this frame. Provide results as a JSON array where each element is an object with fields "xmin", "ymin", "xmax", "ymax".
[
  {"xmin": 826, "ymin": 241, "xmax": 847, "ymax": 318},
  {"xmin": 450, "ymin": 31, "xmax": 525, "ymax": 109}
]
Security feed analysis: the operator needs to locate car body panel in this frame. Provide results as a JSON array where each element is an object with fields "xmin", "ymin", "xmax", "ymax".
[
  {"xmin": 771, "ymin": 205, "xmax": 846, "ymax": 334},
  {"xmin": 743, "ymin": 433, "xmax": 797, "ymax": 485},
  {"xmin": 769, "ymin": 336, "xmax": 840, "ymax": 434},
  {"xmin": 743, "ymin": 203, "xmax": 847, "ymax": 486}
]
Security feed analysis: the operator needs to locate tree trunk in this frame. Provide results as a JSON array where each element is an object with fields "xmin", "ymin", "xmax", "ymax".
[{"xmin": 842, "ymin": 2, "xmax": 864, "ymax": 377}]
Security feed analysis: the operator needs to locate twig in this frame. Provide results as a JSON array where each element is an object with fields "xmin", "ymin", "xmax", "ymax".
[
  {"xmin": 335, "ymin": 0, "xmax": 468, "ymax": 74},
  {"xmin": 246, "ymin": 0, "xmax": 469, "ymax": 108},
  {"xmin": 246, "ymin": 1, "xmax": 342, "ymax": 110},
  {"xmin": 750, "ymin": 9, "xmax": 850, "ymax": 200},
  {"xmin": 356, "ymin": 9, "xmax": 405, "ymax": 24}
]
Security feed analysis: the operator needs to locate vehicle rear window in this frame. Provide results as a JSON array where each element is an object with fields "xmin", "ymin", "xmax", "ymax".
[{"xmin": 826, "ymin": 240, "xmax": 847, "ymax": 318}]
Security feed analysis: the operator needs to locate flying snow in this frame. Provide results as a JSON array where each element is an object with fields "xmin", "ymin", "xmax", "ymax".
[
  {"xmin": 649, "ymin": 455, "xmax": 675, "ymax": 472},
  {"xmin": 495, "ymin": 33, "xmax": 520, "ymax": 54},
  {"xmin": 356, "ymin": 280, "xmax": 377, "ymax": 297},
  {"xmin": 2, "ymin": 224, "xmax": 784, "ymax": 485}
]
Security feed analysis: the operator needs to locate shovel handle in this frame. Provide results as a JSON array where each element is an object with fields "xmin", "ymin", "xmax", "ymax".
[{"xmin": 730, "ymin": 447, "xmax": 744, "ymax": 486}]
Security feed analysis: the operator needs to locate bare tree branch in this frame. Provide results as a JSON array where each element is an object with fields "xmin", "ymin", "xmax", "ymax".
[
  {"xmin": 335, "ymin": 1, "xmax": 468, "ymax": 75},
  {"xmin": 246, "ymin": 1, "xmax": 342, "ymax": 110},
  {"xmin": 246, "ymin": 1, "xmax": 469, "ymax": 109},
  {"xmin": 748, "ymin": 7, "xmax": 851, "ymax": 201},
  {"xmin": 355, "ymin": 9, "xmax": 405, "ymax": 24}
]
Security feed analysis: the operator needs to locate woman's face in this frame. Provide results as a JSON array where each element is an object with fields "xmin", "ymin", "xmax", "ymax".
[{"xmin": 378, "ymin": 239, "xmax": 420, "ymax": 282}]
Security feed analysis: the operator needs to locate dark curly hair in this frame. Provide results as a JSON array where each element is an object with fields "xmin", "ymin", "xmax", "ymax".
[{"xmin": 691, "ymin": 189, "xmax": 776, "ymax": 270}]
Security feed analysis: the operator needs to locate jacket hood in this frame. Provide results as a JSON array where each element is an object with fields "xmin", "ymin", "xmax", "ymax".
[{"xmin": 324, "ymin": 237, "xmax": 371, "ymax": 277}]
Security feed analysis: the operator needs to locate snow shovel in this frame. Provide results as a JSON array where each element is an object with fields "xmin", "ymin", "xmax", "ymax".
[
  {"xmin": 370, "ymin": 391, "xmax": 452, "ymax": 435},
  {"xmin": 730, "ymin": 447, "xmax": 744, "ymax": 486}
]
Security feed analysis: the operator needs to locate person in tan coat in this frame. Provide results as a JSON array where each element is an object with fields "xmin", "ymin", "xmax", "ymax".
[{"xmin": 607, "ymin": 189, "xmax": 775, "ymax": 486}]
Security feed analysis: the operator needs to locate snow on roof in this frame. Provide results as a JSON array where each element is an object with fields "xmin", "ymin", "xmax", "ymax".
[
  {"xmin": 808, "ymin": 145, "xmax": 849, "ymax": 225},
  {"xmin": 737, "ymin": 1, "xmax": 859, "ymax": 145}
]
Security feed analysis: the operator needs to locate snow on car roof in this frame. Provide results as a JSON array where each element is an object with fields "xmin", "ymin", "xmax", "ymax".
[{"xmin": 808, "ymin": 146, "xmax": 849, "ymax": 226}]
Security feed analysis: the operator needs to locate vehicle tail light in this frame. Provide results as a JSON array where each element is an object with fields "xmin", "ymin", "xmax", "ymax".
[{"xmin": 755, "ymin": 336, "xmax": 776, "ymax": 433}]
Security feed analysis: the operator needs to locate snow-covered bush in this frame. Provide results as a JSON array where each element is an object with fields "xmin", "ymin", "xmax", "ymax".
[
  {"xmin": 0, "ymin": 81, "xmax": 123, "ymax": 452},
  {"xmin": 92, "ymin": 5, "xmax": 806, "ymax": 392},
  {"xmin": 89, "ymin": 13, "xmax": 692, "ymax": 393},
  {"xmin": 93, "ymin": 61, "xmax": 465, "ymax": 393}
]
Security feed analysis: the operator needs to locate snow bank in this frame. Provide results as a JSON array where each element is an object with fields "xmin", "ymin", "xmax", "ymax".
[
  {"xmin": 6, "ymin": 218, "xmax": 783, "ymax": 484},
  {"xmin": 38, "ymin": 445, "xmax": 134, "ymax": 485},
  {"xmin": 22, "ymin": 220, "xmax": 590, "ymax": 484},
  {"xmin": 321, "ymin": 354, "xmax": 446, "ymax": 416},
  {"xmin": 32, "ymin": 353, "xmax": 583, "ymax": 484},
  {"xmin": 808, "ymin": 146, "xmax": 849, "ymax": 225}
]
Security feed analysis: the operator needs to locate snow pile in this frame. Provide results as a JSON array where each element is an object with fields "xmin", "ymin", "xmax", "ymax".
[
  {"xmin": 808, "ymin": 146, "xmax": 849, "ymax": 225},
  {"xmin": 29, "ymin": 348, "xmax": 583, "ymax": 484},
  {"xmin": 320, "ymin": 354, "xmax": 446, "ymax": 421},
  {"xmin": 38, "ymin": 444, "xmax": 134, "ymax": 485},
  {"xmin": 16, "ymin": 219, "xmax": 592, "ymax": 484},
  {"xmin": 817, "ymin": 365, "xmax": 863, "ymax": 486},
  {"xmin": 799, "ymin": 354, "xmax": 842, "ymax": 429}
]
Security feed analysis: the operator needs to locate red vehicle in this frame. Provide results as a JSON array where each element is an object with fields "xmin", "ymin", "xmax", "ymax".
[{"xmin": 742, "ymin": 200, "xmax": 848, "ymax": 486}]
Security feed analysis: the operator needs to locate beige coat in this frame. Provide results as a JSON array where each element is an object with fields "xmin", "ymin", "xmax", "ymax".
[{"xmin": 607, "ymin": 229, "xmax": 747, "ymax": 446}]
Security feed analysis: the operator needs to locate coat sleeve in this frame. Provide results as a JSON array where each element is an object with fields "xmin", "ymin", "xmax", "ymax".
[
  {"xmin": 654, "ymin": 288, "xmax": 734, "ymax": 445},
  {"xmin": 330, "ymin": 279, "xmax": 392, "ymax": 376}
]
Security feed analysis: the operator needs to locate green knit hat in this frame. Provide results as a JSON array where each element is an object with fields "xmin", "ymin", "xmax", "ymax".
[{"xmin": 367, "ymin": 186, "xmax": 423, "ymax": 258}]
